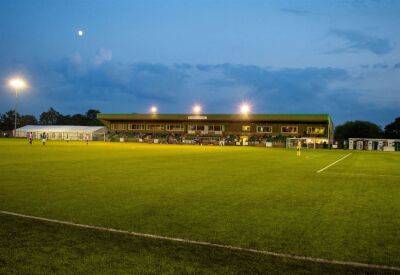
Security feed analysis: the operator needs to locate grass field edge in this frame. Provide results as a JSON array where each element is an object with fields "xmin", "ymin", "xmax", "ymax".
[{"xmin": 1, "ymin": 210, "xmax": 399, "ymax": 272}]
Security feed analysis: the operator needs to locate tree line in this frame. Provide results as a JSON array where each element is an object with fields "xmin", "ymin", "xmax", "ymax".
[
  {"xmin": 334, "ymin": 118, "xmax": 400, "ymax": 140},
  {"xmin": 0, "ymin": 108, "xmax": 103, "ymax": 131}
]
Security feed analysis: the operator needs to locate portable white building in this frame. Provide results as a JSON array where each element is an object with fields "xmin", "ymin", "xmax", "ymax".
[
  {"xmin": 15, "ymin": 125, "xmax": 107, "ymax": 141},
  {"xmin": 348, "ymin": 138, "xmax": 400, "ymax": 152}
]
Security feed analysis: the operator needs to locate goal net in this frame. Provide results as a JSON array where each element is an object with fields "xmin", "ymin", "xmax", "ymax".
[{"xmin": 286, "ymin": 138, "xmax": 309, "ymax": 149}]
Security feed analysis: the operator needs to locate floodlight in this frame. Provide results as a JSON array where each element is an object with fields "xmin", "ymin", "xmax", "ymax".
[
  {"xmin": 192, "ymin": 104, "xmax": 202, "ymax": 114},
  {"xmin": 240, "ymin": 103, "xmax": 251, "ymax": 114},
  {"xmin": 150, "ymin": 106, "xmax": 158, "ymax": 114},
  {"xmin": 9, "ymin": 78, "xmax": 27, "ymax": 90}
]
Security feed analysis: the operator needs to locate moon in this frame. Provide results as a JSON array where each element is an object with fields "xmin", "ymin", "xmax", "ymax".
[{"xmin": 77, "ymin": 30, "xmax": 84, "ymax": 37}]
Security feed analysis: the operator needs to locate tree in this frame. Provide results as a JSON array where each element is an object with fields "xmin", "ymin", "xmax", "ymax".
[
  {"xmin": 1, "ymin": 108, "xmax": 103, "ymax": 129},
  {"xmin": 0, "ymin": 110, "xmax": 37, "ymax": 130},
  {"xmin": 70, "ymin": 114, "xmax": 89, "ymax": 125},
  {"xmin": 86, "ymin": 109, "xmax": 100, "ymax": 120},
  {"xmin": 85, "ymin": 109, "xmax": 103, "ymax": 126},
  {"xmin": 86, "ymin": 109, "xmax": 103, "ymax": 126},
  {"xmin": 334, "ymin": 121, "xmax": 383, "ymax": 140},
  {"xmin": 19, "ymin": 115, "xmax": 38, "ymax": 127},
  {"xmin": 39, "ymin": 108, "xmax": 62, "ymax": 125},
  {"xmin": 0, "ymin": 113, "xmax": 5, "ymax": 131},
  {"xmin": 0, "ymin": 110, "xmax": 20, "ymax": 131},
  {"xmin": 384, "ymin": 117, "xmax": 400, "ymax": 139}
]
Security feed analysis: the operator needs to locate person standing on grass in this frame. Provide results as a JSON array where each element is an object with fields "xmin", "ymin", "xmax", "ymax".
[
  {"xmin": 41, "ymin": 132, "xmax": 47, "ymax": 146},
  {"xmin": 296, "ymin": 140, "xmax": 301, "ymax": 156},
  {"xmin": 28, "ymin": 132, "xmax": 33, "ymax": 145},
  {"xmin": 84, "ymin": 133, "xmax": 89, "ymax": 145}
]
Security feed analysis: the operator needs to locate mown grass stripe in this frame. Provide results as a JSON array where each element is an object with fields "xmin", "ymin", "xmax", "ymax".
[{"xmin": 1, "ymin": 210, "xmax": 399, "ymax": 272}]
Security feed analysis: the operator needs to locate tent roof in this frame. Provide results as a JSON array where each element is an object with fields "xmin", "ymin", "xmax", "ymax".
[{"xmin": 16, "ymin": 125, "xmax": 106, "ymax": 133}]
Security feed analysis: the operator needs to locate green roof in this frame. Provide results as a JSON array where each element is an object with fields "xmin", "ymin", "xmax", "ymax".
[{"xmin": 98, "ymin": 113, "xmax": 332, "ymax": 123}]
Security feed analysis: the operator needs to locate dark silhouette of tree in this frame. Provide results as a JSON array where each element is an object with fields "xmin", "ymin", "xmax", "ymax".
[
  {"xmin": 71, "ymin": 114, "xmax": 89, "ymax": 125},
  {"xmin": 85, "ymin": 109, "xmax": 103, "ymax": 126},
  {"xmin": 0, "ymin": 110, "xmax": 38, "ymax": 130},
  {"xmin": 335, "ymin": 121, "xmax": 383, "ymax": 140},
  {"xmin": 0, "ymin": 110, "xmax": 20, "ymax": 131},
  {"xmin": 38, "ymin": 108, "xmax": 103, "ymax": 126},
  {"xmin": 19, "ymin": 115, "xmax": 38, "ymax": 127},
  {"xmin": 384, "ymin": 117, "xmax": 400, "ymax": 139},
  {"xmin": 1, "ymin": 108, "xmax": 103, "ymax": 130},
  {"xmin": 86, "ymin": 109, "xmax": 100, "ymax": 120},
  {"xmin": 39, "ymin": 108, "xmax": 62, "ymax": 125}
]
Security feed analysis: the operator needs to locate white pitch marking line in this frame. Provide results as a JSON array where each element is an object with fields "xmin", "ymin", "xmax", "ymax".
[
  {"xmin": 317, "ymin": 153, "xmax": 352, "ymax": 173},
  {"xmin": 1, "ymin": 210, "xmax": 400, "ymax": 272}
]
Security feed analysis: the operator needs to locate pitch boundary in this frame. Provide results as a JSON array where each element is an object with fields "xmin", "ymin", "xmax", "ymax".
[
  {"xmin": 317, "ymin": 153, "xmax": 352, "ymax": 173},
  {"xmin": 1, "ymin": 210, "xmax": 399, "ymax": 272}
]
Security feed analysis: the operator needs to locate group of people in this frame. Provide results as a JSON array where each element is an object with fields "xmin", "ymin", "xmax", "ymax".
[
  {"xmin": 27, "ymin": 132, "xmax": 48, "ymax": 145},
  {"xmin": 27, "ymin": 132, "xmax": 90, "ymax": 145}
]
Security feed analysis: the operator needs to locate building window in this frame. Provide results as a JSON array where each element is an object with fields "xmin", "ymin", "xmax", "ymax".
[
  {"xmin": 128, "ymin": 124, "xmax": 145, "ymax": 130},
  {"xmin": 166, "ymin": 125, "xmax": 184, "ymax": 131},
  {"xmin": 111, "ymin": 124, "xmax": 127, "ymax": 130},
  {"xmin": 307, "ymin": 127, "xmax": 325, "ymax": 135},
  {"xmin": 242, "ymin": 125, "xmax": 251, "ymax": 132},
  {"xmin": 256, "ymin": 125, "xmax": 272, "ymax": 133},
  {"xmin": 208, "ymin": 125, "xmax": 223, "ymax": 131},
  {"xmin": 281, "ymin": 126, "xmax": 298, "ymax": 134},
  {"xmin": 188, "ymin": 125, "xmax": 205, "ymax": 131},
  {"xmin": 146, "ymin": 124, "xmax": 164, "ymax": 131}
]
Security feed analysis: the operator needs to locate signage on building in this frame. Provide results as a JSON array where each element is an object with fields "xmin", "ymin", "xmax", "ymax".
[{"xmin": 188, "ymin": 116, "xmax": 207, "ymax": 120}]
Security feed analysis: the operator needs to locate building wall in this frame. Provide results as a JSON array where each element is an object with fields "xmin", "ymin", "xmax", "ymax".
[{"xmin": 108, "ymin": 120, "xmax": 329, "ymax": 138}]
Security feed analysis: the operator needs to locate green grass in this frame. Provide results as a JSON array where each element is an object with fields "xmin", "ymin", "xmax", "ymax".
[
  {"xmin": 1, "ymin": 138, "xmax": 399, "ymax": 273},
  {"xmin": 2, "ymin": 214, "xmax": 380, "ymax": 274}
]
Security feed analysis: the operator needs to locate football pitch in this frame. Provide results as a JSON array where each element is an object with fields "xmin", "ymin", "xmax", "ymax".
[{"xmin": 1, "ymin": 139, "xmax": 399, "ymax": 273}]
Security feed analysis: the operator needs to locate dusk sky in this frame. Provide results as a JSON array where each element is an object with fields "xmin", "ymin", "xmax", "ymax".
[{"xmin": 0, "ymin": 0, "xmax": 399, "ymax": 126}]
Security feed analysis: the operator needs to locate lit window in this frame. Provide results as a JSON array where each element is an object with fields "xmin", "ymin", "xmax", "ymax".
[
  {"xmin": 256, "ymin": 125, "xmax": 272, "ymax": 133},
  {"xmin": 146, "ymin": 125, "xmax": 164, "ymax": 130},
  {"xmin": 129, "ymin": 124, "xmax": 145, "ymax": 130},
  {"xmin": 208, "ymin": 125, "xmax": 223, "ymax": 131},
  {"xmin": 281, "ymin": 126, "xmax": 298, "ymax": 134},
  {"xmin": 111, "ymin": 124, "xmax": 127, "ymax": 130},
  {"xmin": 188, "ymin": 125, "xmax": 205, "ymax": 131},
  {"xmin": 242, "ymin": 125, "xmax": 251, "ymax": 132},
  {"xmin": 307, "ymin": 127, "xmax": 325, "ymax": 135},
  {"xmin": 166, "ymin": 125, "xmax": 184, "ymax": 131}
]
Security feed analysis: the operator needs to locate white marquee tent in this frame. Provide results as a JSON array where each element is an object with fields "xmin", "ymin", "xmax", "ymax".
[{"xmin": 15, "ymin": 125, "xmax": 107, "ymax": 141}]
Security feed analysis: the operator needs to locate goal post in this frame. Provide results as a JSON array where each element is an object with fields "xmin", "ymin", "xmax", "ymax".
[
  {"xmin": 286, "ymin": 138, "xmax": 309, "ymax": 149},
  {"xmin": 286, "ymin": 137, "xmax": 330, "ymax": 149}
]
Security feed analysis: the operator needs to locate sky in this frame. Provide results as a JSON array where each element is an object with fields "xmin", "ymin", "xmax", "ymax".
[{"xmin": 0, "ymin": 0, "xmax": 399, "ymax": 126}]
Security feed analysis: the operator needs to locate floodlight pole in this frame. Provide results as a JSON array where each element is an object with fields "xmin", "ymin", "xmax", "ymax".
[{"xmin": 14, "ymin": 88, "xmax": 18, "ymax": 137}]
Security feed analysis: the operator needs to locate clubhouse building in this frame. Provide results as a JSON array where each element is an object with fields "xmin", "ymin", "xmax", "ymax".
[{"xmin": 98, "ymin": 113, "xmax": 333, "ymax": 147}]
